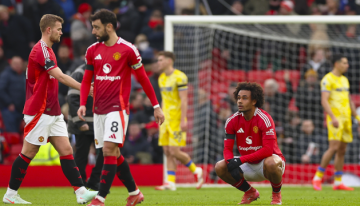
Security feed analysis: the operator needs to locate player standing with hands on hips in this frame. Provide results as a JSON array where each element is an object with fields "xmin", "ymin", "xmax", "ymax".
[
  {"xmin": 3, "ymin": 14, "xmax": 97, "ymax": 204},
  {"xmin": 78, "ymin": 9, "xmax": 164, "ymax": 206},
  {"xmin": 215, "ymin": 82, "xmax": 285, "ymax": 205}
]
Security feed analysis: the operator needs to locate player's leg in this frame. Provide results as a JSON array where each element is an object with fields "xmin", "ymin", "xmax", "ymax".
[
  {"xmin": 312, "ymin": 140, "xmax": 341, "ymax": 190},
  {"xmin": 3, "ymin": 140, "xmax": 39, "ymax": 204},
  {"xmin": 168, "ymin": 146, "xmax": 203, "ymax": 189},
  {"xmin": 74, "ymin": 133, "xmax": 93, "ymax": 184},
  {"xmin": 215, "ymin": 159, "xmax": 258, "ymax": 205},
  {"xmin": 87, "ymin": 149, "xmax": 104, "ymax": 191},
  {"xmin": 4, "ymin": 114, "xmax": 49, "ymax": 204},
  {"xmin": 333, "ymin": 120, "xmax": 353, "ymax": 191},
  {"xmin": 155, "ymin": 124, "xmax": 178, "ymax": 190},
  {"xmin": 50, "ymin": 115, "xmax": 97, "ymax": 203},
  {"xmin": 168, "ymin": 125, "xmax": 203, "ymax": 189},
  {"xmin": 263, "ymin": 155, "xmax": 284, "ymax": 205},
  {"xmin": 116, "ymin": 150, "xmax": 144, "ymax": 206},
  {"xmin": 313, "ymin": 117, "xmax": 343, "ymax": 191}
]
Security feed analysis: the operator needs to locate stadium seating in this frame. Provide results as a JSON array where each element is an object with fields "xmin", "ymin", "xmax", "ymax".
[{"xmin": 247, "ymin": 70, "xmax": 273, "ymax": 83}]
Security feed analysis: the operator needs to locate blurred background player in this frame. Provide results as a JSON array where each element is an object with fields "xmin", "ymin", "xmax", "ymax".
[
  {"xmin": 78, "ymin": 9, "xmax": 164, "ymax": 206},
  {"xmin": 155, "ymin": 51, "xmax": 203, "ymax": 191},
  {"xmin": 3, "ymin": 14, "xmax": 97, "ymax": 204},
  {"xmin": 312, "ymin": 54, "xmax": 360, "ymax": 191},
  {"xmin": 215, "ymin": 82, "xmax": 285, "ymax": 205},
  {"xmin": 68, "ymin": 64, "xmax": 103, "ymax": 191}
]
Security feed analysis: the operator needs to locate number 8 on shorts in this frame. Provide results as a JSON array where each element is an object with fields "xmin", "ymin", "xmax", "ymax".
[{"xmin": 94, "ymin": 110, "xmax": 129, "ymax": 148}]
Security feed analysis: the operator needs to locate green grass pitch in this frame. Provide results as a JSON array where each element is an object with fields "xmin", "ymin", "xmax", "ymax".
[{"xmin": 0, "ymin": 186, "xmax": 359, "ymax": 205}]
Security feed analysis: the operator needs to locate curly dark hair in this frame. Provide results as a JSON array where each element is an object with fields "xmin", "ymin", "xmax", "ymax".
[
  {"xmin": 90, "ymin": 9, "xmax": 117, "ymax": 30},
  {"xmin": 233, "ymin": 82, "xmax": 264, "ymax": 108}
]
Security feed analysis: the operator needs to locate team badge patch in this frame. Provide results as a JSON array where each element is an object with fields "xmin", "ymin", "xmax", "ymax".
[
  {"xmin": 95, "ymin": 139, "xmax": 98, "ymax": 145},
  {"xmin": 253, "ymin": 126, "xmax": 258, "ymax": 134},
  {"xmin": 113, "ymin": 52, "xmax": 121, "ymax": 61},
  {"xmin": 38, "ymin": 136, "xmax": 44, "ymax": 142}
]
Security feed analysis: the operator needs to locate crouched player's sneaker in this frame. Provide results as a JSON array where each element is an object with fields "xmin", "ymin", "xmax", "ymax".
[
  {"xmin": 239, "ymin": 187, "xmax": 259, "ymax": 204},
  {"xmin": 155, "ymin": 182, "xmax": 176, "ymax": 191},
  {"xmin": 3, "ymin": 193, "xmax": 31, "ymax": 204},
  {"xmin": 271, "ymin": 192, "xmax": 282, "ymax": 205},
  {"xmin": 126, "ymin": 191, "xmax": 144, "ymax": 206},
  {"xmin": 194, "ymin": 167, "xmax": 204, "ymax": 190},
  {"xmin": 76, "ymin": 188, "xmax": 98, "ymax": 204}
]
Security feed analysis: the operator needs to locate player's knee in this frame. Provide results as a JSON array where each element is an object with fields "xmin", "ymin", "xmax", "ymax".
[
  {"xmin": 102, "ymin": 146, "xmax": 116, "ymax": 156},
  {"xmin": 215, "ymin": 160, "xmax": 227, "ymax": 177},
  {"xmin": 264, "ymin": 156, "xmax": 282, "ymax": 174},
  {"xmin": 58, "ymin": 145, "xmax": 73, "ymax": 156},
  {"xmin": 336, "ymin": 148, "xmax": 346, "ymax": 156}
]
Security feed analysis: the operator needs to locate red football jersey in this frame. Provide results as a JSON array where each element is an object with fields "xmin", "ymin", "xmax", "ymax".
[
  {"xmin": 85, "ymin": 37, "xmax": 143, "ymax": 114},
  {"xmin": 225, "ymin": 108, "xmax": 284, "ymax": 164},
  {"xmin": 23, "ymin": 40, "xmax": 60, "ymax": 116}
]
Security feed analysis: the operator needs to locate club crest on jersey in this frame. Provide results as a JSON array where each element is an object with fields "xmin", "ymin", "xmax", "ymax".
[
  {"xmin": 103, "ymin": 63, "xmax": 112, "ymax": 74},
  {"xmin": 253, "ymin": 126, "xmax": 258, "ymax": 134},
  {"xmin": 113, "ymin": 52, "xmax": 121, "ymax": 61}
]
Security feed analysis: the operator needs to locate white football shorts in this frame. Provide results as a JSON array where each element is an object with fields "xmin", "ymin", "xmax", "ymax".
[
  {"xmin": 94, "ymin": 110, "xmax": 129, "ymax": 149},
  {"xmin": 24, "ymin": 114, "xmax": 68, "ymax": 146},
  {"xmin": 237, "ymin": 154, "xmax": 286, "ymax": 182}
]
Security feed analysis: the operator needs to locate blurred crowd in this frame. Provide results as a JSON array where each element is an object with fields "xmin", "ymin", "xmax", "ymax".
[{"xmin": 1, "ymin": 0, "xmax": 360, "ymax": 166}]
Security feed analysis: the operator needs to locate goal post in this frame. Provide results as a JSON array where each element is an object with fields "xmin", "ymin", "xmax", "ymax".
[{"xmin": 163, "ymin": 15, "xmax": 360, "ymax": 186}]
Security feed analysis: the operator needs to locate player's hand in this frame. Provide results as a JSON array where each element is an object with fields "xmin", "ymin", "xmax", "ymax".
[
  {"xmin": 181, "ymin": 119, "xmax": 188, "ymax": 132},
  {"xmin": 154, "ymin": 107, "xmax": 165, "ymax": 125},
  {"xmin": 8, "ymin": 104, "xmax": 15, "ymax": 112},
  {"xmin": 332, "ymin": 117, "xmax": 339, "ymax": 128},
  {"xmin": 79, "ymin": 123, "xmax": 89, "ymax": 131},
  {"xmin": 89, "ymin": 86, "xmax": 94, "ymax": 97},
  {"xmin": 227, "ymin": 157, "xmax": 242, "ymax": 172},
  {"xmin": 77, "ymin": 106, "xmax": 87, "ymax": 121}
]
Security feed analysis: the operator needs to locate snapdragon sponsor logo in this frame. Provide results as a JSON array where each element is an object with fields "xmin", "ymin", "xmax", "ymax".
[
  {"xmin": 96, "ymin": 75, "xmax": 121, "ymax": 81},
  {"xmin": 238, "ymin": 146, "xmax": 262, "ymax": 151}
]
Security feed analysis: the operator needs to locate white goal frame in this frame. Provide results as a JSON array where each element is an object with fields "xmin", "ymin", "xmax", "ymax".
[{"xmin": 163, "ymin": 15, "xmax": 360, "ymax": 186}]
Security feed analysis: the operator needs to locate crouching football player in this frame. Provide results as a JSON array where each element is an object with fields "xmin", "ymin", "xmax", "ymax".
[{"xmin": 215, "ymin": 82, "xmax": 285, "ymax": 205}]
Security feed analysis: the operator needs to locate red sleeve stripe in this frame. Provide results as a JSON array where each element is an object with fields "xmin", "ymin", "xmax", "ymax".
[
  {"xmin": 257, "ymin": 110, "xmax": 271, "ymax": 128},
  {"xmin": 224, "ymin": 112, "xmax": 240, "ymax": 132},
  {"xmin": 40, "ymin": 41, "xmax": 49, "ymax": 58},
  {"xmin": 120, "ymin": 39, "xmax": 140, "ymax": 57}
]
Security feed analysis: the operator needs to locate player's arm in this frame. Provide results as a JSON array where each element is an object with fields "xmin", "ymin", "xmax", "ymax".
[
  {"xmin": 349, "ymin": 94, "xmax": 360, "ymax": 122},
  {"xmin": 48, "ymin": 67, "xmax": 81, "ymax": 90},
  {"xmin": 129, "ymin": 47, "xmax": 164, "ymax": 125},
  {"xmin": 77, "ymin": 65, "xmax": 94, "ymax": 121},
  {"xmin": 321, "ymin": 91, "xmax": 335, "ymax": 119},
  {"xmin": 179, "ymin": 86, "xmax": 188, "ymax": 131},
  {"xmin": 224, "ymin": 118, "xmax": 236, "ymax": 163}
]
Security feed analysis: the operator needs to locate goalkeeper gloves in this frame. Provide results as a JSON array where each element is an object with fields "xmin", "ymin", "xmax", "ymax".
[{"xmin": 227, "ymin": 157, "xmax": 242, "ymax": 172}]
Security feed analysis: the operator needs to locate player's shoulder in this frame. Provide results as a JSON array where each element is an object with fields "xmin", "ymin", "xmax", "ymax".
[
  {"xmin": 119, "ymin": 38, "xmax": 139, "ymax": 54},
  {"xmin": 159, "ymin": 72, "xmax": 166, "ymax": 79},
  {"xmin": 174, "ymin": 69, "xmax": 187, "ymax": 78},
  {"xmin": 86, "ymin": 42, "xmax": 100, "ymax": 51},
  {"xmin": 30, "ymin": 41, "xmax": 49, "ymax": 60},
  {"xmin": 255, "ymin": 108, "xmax": 273, "ymax": 128},
  {"xmin": 225, "ymin": 111, "xmax": 242, "ymax": 128},
  {"xmin": 321, "ymin": 72, "xmax": 333, "ymax": 82}
]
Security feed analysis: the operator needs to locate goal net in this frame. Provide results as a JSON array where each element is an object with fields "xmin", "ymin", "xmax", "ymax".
[{"xmin": 164, "ymin": 16, "xmax": 360, "ymax": 186}]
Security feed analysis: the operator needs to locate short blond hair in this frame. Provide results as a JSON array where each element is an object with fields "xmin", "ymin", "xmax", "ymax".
[{"xmin": 39, "ymin": 14, "xmax": 64, "ymax": 33}]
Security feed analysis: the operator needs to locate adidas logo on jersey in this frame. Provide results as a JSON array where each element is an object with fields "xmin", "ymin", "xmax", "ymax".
[
  {"xmin": 95, "ymin": 54, "xmax": 102, "ymax": 60},
  {"xmin": 237, "ymin": 128, "xmax": 244, "ymax": 133}
]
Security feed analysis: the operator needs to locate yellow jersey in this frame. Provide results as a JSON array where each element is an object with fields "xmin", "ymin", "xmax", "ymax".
[
  {"xmin": 320, "ymin": 72, "xmax": 351, "ymax": 117},
  {"xmin": 158, "ymin": 69, "xmax": 188, "ymax": 121}
]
